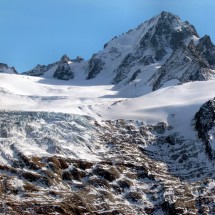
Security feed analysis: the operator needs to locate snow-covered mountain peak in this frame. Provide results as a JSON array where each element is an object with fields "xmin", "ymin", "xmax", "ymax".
[
  {"xmin": 138, "ymin": 11, "xmax": 199, "ymax": 52},
  {"xmin": 85, "ymin": 11, "xmax": 204, "ymax": 87},
  {"xmin": 12, "ymin": 12, "xmax": 215, "ymax": 94}
]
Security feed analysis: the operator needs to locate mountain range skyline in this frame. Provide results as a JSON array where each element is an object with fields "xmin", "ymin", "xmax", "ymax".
[{"xmin": 1, "ymin": 0, "xmax": 215, "ymax": 72}]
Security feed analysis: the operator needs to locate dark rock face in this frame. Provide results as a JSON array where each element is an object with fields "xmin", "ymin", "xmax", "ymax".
[
  {"xmin": 170, "ymin": 30, "xmax": 185, "ymax": 50},
  {"xmin": 53, "ymin": 64, "xmax": 74, "ymax": 80},
  {"xmin": 53, "ymin": 55, "xmax": 74, "ymax": 80},
  {"xmin": 112, "ymin": 54, "xmax": 137, "ymax": 84},
  {"xmin": 195, "ymin": 98, "xmax": 215, "ymax": 159},
  {"xmin": 197, "ymin": 35, "xmax": 215, "ymax": 67},
  {"xmin": 151, "ymin": 41, "xmax": 212, "ymax": 90},
  {"xmin": 139, "ymin": 55, "xmax": 155, "ymax": 66},
  {"xmin": 87, "ymin": 55, "xmax": 105, "ymax": 79},
  {"xmin": 140, "ymin": 12, "xmax": 174, "ymax": 51},
  {"xmin": 155, "ymin": 48, "xmax": 167, "ymax": 61},
  {"xmin": 129, "ymin": 70, "xmax": 141, "ymax": 83}
]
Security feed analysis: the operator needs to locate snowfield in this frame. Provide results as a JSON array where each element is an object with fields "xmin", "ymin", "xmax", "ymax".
[{"xmin": 0, "ymin": 73, "xmax": 215, "ymax": 139}]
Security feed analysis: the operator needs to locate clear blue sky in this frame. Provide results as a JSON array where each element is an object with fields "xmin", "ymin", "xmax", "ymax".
[{"xmin": 1, "ymin": 0, "xmax": 215, "ymax": 72}]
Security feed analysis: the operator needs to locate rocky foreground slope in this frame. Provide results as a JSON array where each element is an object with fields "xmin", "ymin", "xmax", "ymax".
[{"xmin": 0, "ymin": 107, "xmax": 215, "ymax": 214}]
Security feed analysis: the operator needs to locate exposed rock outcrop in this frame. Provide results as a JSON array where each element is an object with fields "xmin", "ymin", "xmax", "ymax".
[{"xmin": 195, "ymin": 98, "xmax": 215, "ymax": 159}]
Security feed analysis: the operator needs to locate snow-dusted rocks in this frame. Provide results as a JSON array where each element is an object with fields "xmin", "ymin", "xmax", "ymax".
[
  {"xmin": 1, "ymin": 113, "xmax": 215, "ymax": 214},
  {"xmin": 24, "ymin": 54, "xmax": 86, "ymax": 80},
  {"xmin": 151, "ymin": 41, "xmax": 213, "ymax": 90},
  {"xmin": 0, "ymin": 63, "xmax": 17, "ymax": 74},
  {"xmin": 87, "ymin": 54, "xmax": 105, "ymax": 79},
  {"xmin": 23, "ymin": 63, "xmax": 58, "ymax": 76}
]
